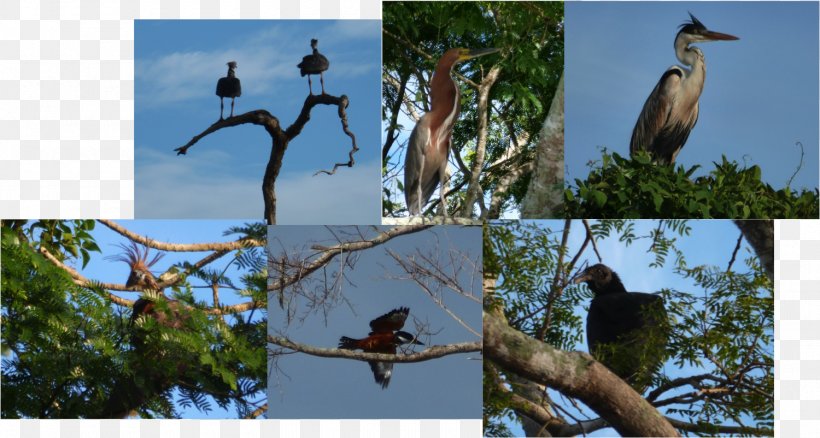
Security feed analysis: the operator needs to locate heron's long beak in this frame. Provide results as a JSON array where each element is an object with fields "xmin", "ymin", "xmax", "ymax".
[
  {"xmin": 702, "ymin": 30, "xmax": 739, "ymax": 41},
  {"xmin": 464, "ymin": 48, "xmax": 500, "ymax": 60}
]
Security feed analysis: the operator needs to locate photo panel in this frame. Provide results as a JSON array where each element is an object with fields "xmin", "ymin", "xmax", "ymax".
[
  {"xmin": 484, "ymin": 219, "xmax": 773, "ymax": 436},
  {"xmin": 381, "ymin": 1, "xmax": 564, "ymax": 221},
  {"xmin": 564, "ymin": 1, "xmax": 819, "ymax": 219},
  {"xmin": 134, "ymin": 20, "xmax": 382, "ymax": 225},
  {"xmin": 1, "ymin": 219, "xmax": 267, "ymax": 419},
  {"xmin": 267, "ymin": 225, "xmax": 482, "ymax": 418}
]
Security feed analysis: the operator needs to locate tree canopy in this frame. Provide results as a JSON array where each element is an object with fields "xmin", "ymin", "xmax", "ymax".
[{"xmin": 1, "ymin": 220, "xmax": 267, "ymax": 419}]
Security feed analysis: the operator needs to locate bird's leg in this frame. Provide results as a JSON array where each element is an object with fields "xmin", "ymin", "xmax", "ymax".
[
  {"xmin": 439, "ymin": 160, "xmax": 449, "ymax": 218},
  {"xmin": 230, "ymin": 97, "xmax": 235, "ymax": 118},
  {"xmin": 416, "ymin": 155, "xmax": 425, "ymax": 216},
  {"xmin": 320, "ymin": 72, "xmax": 326, "ymax": 95},
  {"xmin": 307, "ymin": 76, "xmax": 314, "ymax": 96},
  {"xmin": 219, "ymin": 98, "xmax": 224, "ymax": 120}
]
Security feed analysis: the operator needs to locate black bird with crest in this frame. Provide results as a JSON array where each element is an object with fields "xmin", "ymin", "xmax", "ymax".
[
  {"xmin": 216, "ymin": 61, "xmax": 242, "ymax": 120},
  {"xmin": 297, "ymin": 39, "xmax": 330, "ymax": 95}
]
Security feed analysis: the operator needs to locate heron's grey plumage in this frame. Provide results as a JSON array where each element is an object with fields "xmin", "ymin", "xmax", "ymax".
[{"xmin": 630, "ymin": 13, "xmax": 737, "ymax": 165}]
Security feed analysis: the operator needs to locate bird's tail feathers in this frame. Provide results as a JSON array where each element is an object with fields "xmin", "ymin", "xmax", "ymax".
[{"xmin": 338, "ymin": 336, "xmax": 359, "ymax": 349}]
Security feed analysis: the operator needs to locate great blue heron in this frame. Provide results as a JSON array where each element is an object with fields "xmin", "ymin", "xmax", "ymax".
[
  {"xmin": 574, "ymin": 263, "xmax": 669, "ymax": 391},
  {"xmin": 216, "ymin": 61, "xmax": 242, "ymax": 120},
  {"xmin": 404, "ymin": 47, "xmax": 500, "ymax": 216},
  {"xmin": 630, "ymin": 13, "xmax": 738, "ymax": 165},
  {"xmin": 297, "ymin": 39, "xmax": 330, "ymax": 95}
]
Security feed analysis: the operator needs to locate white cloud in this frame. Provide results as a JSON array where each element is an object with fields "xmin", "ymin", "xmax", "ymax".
[
  {"xmin": 135, "ymin": 147, "xmax": 381, "ymax": 224},
  {"xmin": 136, "ymin": 22, "xmax": 380, "ymax": 108}
]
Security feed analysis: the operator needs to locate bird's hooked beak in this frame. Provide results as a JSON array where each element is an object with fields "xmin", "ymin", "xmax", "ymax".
[
  {"xmin": 460, "ymin": 47, "xmax": 500, "ymax": 61},
  {"xmin": 572, "ymin": 271, "xmax": 591, "ymax": 285}
]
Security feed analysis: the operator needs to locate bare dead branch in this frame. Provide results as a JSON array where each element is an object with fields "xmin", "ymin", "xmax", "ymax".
[
  {"xmin": 267, "ymin": 225, "xmax": 433, "ymax": 294},
  {"xmin": 268, "ymin": 335, "xmax": 480, "ymax": 362},
  {"xmin": 173, "ymin": 93, "xmax": 358, "ymax": 225},
  {"xmin": 99, "ymin": 219, "xmax": 264, "ymax": 250}
]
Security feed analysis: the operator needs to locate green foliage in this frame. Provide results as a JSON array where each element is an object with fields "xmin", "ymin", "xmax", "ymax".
[
  {"xmin": 484, "ymin": 220, "xmax": 774, "ymax": 436},
  {"xmin": 565, "ymin": 151, "xmax": 819, "ymax": 218},
  {"xmin": 382, "ymin": 1, "xmax": 564, "ymax": 217},
  {"xmin": 1, "ymin": 221, "xmax": 267, "ymax": 419}
]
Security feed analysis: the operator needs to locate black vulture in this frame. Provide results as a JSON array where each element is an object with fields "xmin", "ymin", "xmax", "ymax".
[
  {"xmin": 297, "ymin": 39, "xmax": 330, "ymax": 95},
  {"xmin": 215, "ymin": 61, "xmax": 241, "ymax": 120},
  {"xmin": 573, "ymin": 263, "xmax": 669, "ymax": 391}
]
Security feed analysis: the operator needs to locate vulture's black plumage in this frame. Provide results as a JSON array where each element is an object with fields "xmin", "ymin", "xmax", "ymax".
[
  {"xmin": 297, "ymin": 39, "xmax": 330, "ymax": 95},
  {"xmin": 574, "ymin": 263, "xmax": 669, "ymax": 391},
  {"xmin": 216, "ymin": 61, "xmax": 241, "ymax": 120}
]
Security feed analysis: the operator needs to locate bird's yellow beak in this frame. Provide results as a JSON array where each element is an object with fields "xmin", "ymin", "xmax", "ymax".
[{"xmin": 460, "ymin": 47, "xmax": 500, "ymax": 61}]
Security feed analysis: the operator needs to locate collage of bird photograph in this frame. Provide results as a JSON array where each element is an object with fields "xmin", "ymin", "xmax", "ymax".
[{"xmin": 0, "ymin": 0, "xmax": 815, "ymax": 436}]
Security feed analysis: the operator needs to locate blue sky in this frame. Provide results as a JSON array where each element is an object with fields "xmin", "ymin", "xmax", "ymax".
[
  {"xmin": 566, "ymin": 2, "xmax": 819, "ymax": 190},
  {"xmin": 266, "ymin": 226, "xmax": 482, "ymax": 418},
  {"xmin": 504, "ymin": 219, "xmax": 770, "ymax": 436},
  {"xmin": 80, "ymin": 220, "xmax": 266, "ymax": 418},
  {"xmin": 134, "ymin": 20, "xmax": 382, "ymax": 224}
]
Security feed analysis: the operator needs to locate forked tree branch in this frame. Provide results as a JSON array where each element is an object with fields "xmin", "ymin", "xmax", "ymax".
[{"xmin": 173, "ymin": 93, "xmax": 358, "ymax": 225}]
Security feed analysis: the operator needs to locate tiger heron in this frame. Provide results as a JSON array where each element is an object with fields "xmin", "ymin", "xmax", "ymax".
[
  {"xmin": 297, "ymin": 38, "xmax": 330, "ymax": 95},
  {"xmin": 216, "ymin": 61, "xmax": 242, "ymax": 120},
  {"xmin": 404, "ymin": 47, "xmax": 499, "ymax": 216}
]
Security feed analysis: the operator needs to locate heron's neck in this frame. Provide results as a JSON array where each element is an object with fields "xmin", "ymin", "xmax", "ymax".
[
  {"xmin": 429, "ymin": 65, "xmax": 459, "ymax": 117},
  {"xmin": 676, "ymin": 43, "xmax": 706, "ymax": 94}
]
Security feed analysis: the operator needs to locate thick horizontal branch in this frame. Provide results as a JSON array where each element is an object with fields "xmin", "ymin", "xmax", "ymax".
[
  {"xmin": 268, "ymin": 336, "xmax": 480, "ymax": 363},
  {"xmin": 483, "ymin": 311, "xmax": 679, "ymax": 437},
  {"xmin": 37, "ymin": 245, "xmax": 260, "ymax": 315},
  {"xmin": 99, "ymin": 219, "xmax": 265, "ymax": 251},
  {"xmin": 174, "ymin": 110, "xmax": 283, "ymax": 155},
  {"xmin": 381, "ymin": 217, "xmax": 482, "ymax": 225}
]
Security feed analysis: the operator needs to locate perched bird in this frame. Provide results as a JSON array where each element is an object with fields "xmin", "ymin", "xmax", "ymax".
[
  {"xmin": 297, "ymin": 39, "xmax": 330, "ymax": 95},
  {"xmin": 101, "ymin": 242, "xmax": 181, "ymax": 418},
  {"xmin": 404, "ymin": 47, "xmax": 499, "ymax": 216},
  {"xmin": 216, "ymin": 61, "xmax": 242, "ymax": 120},
  {"xmin": 105, "ymin": 242, "xmax": 184, "ymax": 332},
  {"xmin": 338, "ymin": 307, "xmax": 424, "ymax": 389},
  {"xmin": 630, "ymin": 13, "xmax": 738, "ymax": 165},
  {"xmin": 573, "ymin": 263, "xmax": 668, "ymax": 391}
]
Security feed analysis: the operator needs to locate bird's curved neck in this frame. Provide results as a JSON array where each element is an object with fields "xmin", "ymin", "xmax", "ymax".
[
  {"xmin": 429, "ymin": 62, "xmax": 459, "ymax": 116},
  {"xmin": 674, "ymin": 38, "xmax": 706, "ymax": 90}
]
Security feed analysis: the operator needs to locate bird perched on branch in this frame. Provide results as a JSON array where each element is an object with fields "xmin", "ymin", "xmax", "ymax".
[
  {"xmin": 338, "ymin": 307, "xmax": 424, "ymax": 389},
  {"xmin": 101, "ymin": 242, "xmax": 182, "ymax": 418},
  {"xmin": 573, "ymin": 263, "xmax": 669, "ymax": 391},
  {"xmin": 404, "ymin": 47, "xmax": 500, "ymax": 216},
  {"xmin": 297, "ymin": 39, "xmax": 330, "ymax": 95},
  {"xmin": 216, "ymin": 61, "xmax": 242, "ymax": 120},
  {"xmin": 106, "ymin": 242, "xmax": 185, "ymax": 331},
  {"xmin": 630, "ymin": 13, "xmax": 738, "ymax": 164}
]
